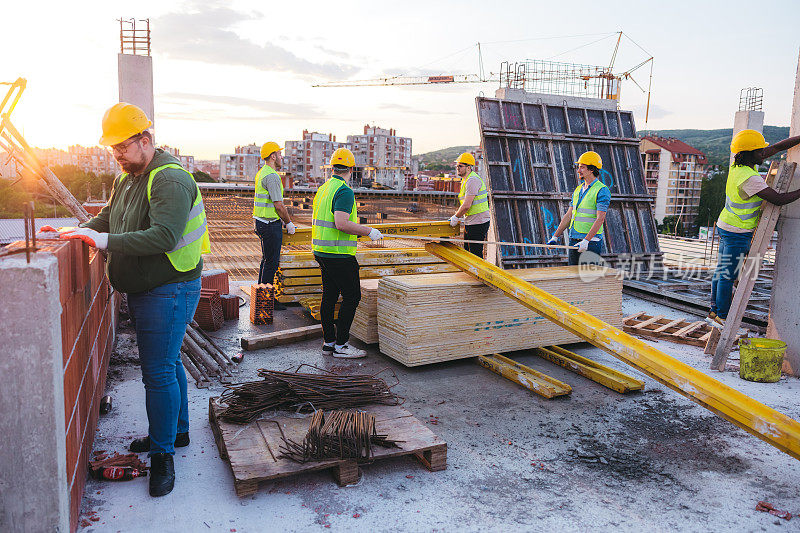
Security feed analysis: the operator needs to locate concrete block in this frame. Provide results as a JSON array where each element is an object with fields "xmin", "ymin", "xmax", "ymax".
[{"xmin": 0, "ymin": 254, "xmax": 69, "ymax": 533}]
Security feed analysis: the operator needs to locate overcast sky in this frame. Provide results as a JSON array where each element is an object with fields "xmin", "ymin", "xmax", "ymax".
[{"xmin": 3, "ymin": 0, "xmax": 799, "ymax": 159}]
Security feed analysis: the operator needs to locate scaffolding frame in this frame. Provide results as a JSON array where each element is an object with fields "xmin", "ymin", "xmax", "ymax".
[{"xmin": 119, "ymin": 18, "xmax": 150, "ymax": 56}]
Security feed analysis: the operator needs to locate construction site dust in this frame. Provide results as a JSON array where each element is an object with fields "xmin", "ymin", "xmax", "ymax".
[{"xmin": 2, "ymin": 15, "xmax": 800, "ymax": 533}]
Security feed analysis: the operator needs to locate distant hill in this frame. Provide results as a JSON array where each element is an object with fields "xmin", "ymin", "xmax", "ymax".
[
  {"xmin": 417, "ymin": 146, "xmax": 477, "ymax": 169},
  {"xmin": 638, "ymin": 126, "xmax": 789, "ymax": 166}
]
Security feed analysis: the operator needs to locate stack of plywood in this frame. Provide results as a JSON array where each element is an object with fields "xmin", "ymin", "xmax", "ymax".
[
  {"xmin": 351, "ymin": 279, "xmax": 379, "ymax": 344},
  {"xmin": 377, "ymin": 266, "xmax": 623, "ymax": 367},
  {"xmin": 275, "ymin": 248, "xmax": 459, "ymax": 303}
]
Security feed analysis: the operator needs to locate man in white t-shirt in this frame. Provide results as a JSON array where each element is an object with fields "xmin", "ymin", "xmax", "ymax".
[{"xmin": 709, "ymin": 130, "xmax": 800, "ymax": 323}]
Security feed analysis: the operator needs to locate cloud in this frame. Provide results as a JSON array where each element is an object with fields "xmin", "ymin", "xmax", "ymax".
[
  {"xmin": 152, "ymin": 3, "xmax": 357, "ymax": 79},
  {"xmin": 379, "ymin": 103, "xmax": 456, "ymax": 115},
  {"xmin": 158, "ymin": 92, "xmax": 326, "ymax": 121}
]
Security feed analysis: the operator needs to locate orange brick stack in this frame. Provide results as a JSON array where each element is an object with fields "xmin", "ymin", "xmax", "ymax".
[
  {"xmin": 250, "ymin": 284, "xmax": 274, "ymax": 325},
  {"xmin": 201, "ymin": 268, "xmax": 229, "ymax": 295},
  {"xmin": 220, "ymin": 294, "xmax": 240, "ymax": 320},
  {"xmin": 194, "ymin": 288, "xmax": 225, "ymax": 331}
]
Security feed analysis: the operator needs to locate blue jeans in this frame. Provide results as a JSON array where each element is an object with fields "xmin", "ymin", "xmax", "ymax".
[
  {"xmin": 710, "ymin": 227, "xmax": 753, "ymax": 319},
  {"xmin": 128, "ymin": 278, "xmax": 202, "ymax": 455},
  {"xmin": 568, "ymin": 238, "xmax": 603, "ymax": 266},
  {"xmin": 255, "ymin": 218, "xmax": 283, "ymax": 285}
]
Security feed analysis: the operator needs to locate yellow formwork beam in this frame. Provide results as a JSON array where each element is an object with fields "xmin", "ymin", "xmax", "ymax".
[
  {"xmin": 282, "ymin": 220, "xmax": 459, "ymax": 246},
  {"xmin": 427, "ymin": 242, "xmax": 800, "ymax": 461},
  {"xmin": 535, "ymin": 346, "xmax": 645, "ymax": 394},
  {"xmin": 478, "ymin": 354, "xmax": 571, "ymax": 399}
]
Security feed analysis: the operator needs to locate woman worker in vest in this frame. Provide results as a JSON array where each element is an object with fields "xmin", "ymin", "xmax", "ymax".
[
  {"xmin": 547, "ymin": 151, "xmax": 611, "ymax": 265},
  {"xmin": 709, "ymin": 129, "xmax": 800, "ymax": 324},
  {"xmin": 312, "ymin": 148, "xmax": 383, "ymax": 358},
  {"xmin": 449, "ymin": 152, "xmax": 490, "ymax": 257}
]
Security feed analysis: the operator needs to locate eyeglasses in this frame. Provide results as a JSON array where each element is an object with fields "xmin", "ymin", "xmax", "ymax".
[{"xmin": 111, "ymin": 136, "xmax": 142, "ymax": 155}]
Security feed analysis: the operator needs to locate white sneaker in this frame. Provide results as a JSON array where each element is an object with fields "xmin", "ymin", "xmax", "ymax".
[{"xmin": 332, "ymin": 343, "xmax": 367, "ymax": 359}]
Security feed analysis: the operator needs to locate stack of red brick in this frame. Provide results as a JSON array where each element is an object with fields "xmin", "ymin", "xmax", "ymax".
[{"xmin": 34, "ymin": 239, "xmax": 119, "ymax": 532}]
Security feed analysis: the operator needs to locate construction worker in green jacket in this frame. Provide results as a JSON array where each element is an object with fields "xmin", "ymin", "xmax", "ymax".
[
  {"xmin": 312, "ymin": 148, "xmax": 383, "ymax": 358},
  {"xmin": 53, "ymin": 102, "xmax": 209, "ymax": 498},
  {"xmin": 450, "ymin": 152, "xmax": 490, "ymax": 258},
  {"xmin": 709, "ymin": 129, "xmax": 800, "ymax": 324},
  {"xmin": 253, "ymin": 141, "xmax": 295, "ymax": 309},
  {"xmin": 548, "ymin": 151, "xmax": 610, "ymax": 265}
]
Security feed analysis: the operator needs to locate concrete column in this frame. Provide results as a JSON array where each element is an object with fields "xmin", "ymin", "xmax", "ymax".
[
  {"xmin": 118, "ymin": 53, "xmax": 155, "ymax": 128},
  {"xmin": 730, "ymin": 110, "xmax": 765, "ymax": 166},
  {"xmin": 767, "ymin": 50, "xmax": 800, "ymax": 375},
  {"xmin": 0, "ymin": 255, "xmax": 69, "ymax": 532}
]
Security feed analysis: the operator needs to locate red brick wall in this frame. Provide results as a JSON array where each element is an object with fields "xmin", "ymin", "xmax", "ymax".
[{"xmin": 34, "ymin": 240, "xmax": 119, "ymax": 532}]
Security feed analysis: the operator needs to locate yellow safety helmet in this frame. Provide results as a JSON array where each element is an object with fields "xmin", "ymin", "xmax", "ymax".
[
  {"xmin": 730, "ymin": 129, "xmax": 769, "ymax": 154},
  {"xmin": 455, "ymin": 152, "xmax": 476, "ymax": 166},
  {"xmin": 260, "ymin": 141, "xmax": 282, "ymax": 160},
  {"xmin": 99, "ymin": 102, "xmax": 153, "ymax": 146},
  {"xmin": 576, "ymin": 151, "xmax": 602, "ymax": 170},
  {"xmin": 330, "ymin": 147, "xmax": 355, "ymax": 167}
]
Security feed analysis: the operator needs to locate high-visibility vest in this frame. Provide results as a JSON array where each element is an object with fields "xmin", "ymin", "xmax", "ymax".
[
  {"xmin": 311, "ymin": 178, "xmax": 358, "ymax": 255},
  {"xmin": 717, "ymin": 164, "xmax": 764, "ymax": 231},
  {"xmin": 458, "ymin": 171, "xmax": 489, "ymax": 217},
  {"xmin": 252, "ymin": 164, "xmax": 283, "ymax": 219},
  {"xmin": 119, "ymin": 163, "xmax": 210, "ymax": 272},
  {"xmin": 569, "ymin": 179, "xmax": 607, "ymax": 235}
]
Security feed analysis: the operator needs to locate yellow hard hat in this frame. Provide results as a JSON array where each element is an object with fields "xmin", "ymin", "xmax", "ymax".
[
  {"xmin": 99, "ymin": 102, "xmax": 152, "ymax": 146},
  {"xmin": 730, "ymin": 129, "xmax": 769, "ymax": 153},
  {"xmin": 455, "ymin": 152, "xmax": 475, "ymax": 166},
  {"xmin": 261, "ymin": 141, "xmax": 282, "ymax": 159},
  {"xmin": 576, "ymin": 151, "xmax": 602, "ymax": 170},
  {"xmin": 330, "ymin": 147, "xmax": 355, "ymax": 167}
]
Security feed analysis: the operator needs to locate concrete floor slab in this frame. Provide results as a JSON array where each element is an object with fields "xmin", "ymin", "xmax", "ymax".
[{"xmin": 79, "ymin": 291, "xmax": 800, "ymax": 532}]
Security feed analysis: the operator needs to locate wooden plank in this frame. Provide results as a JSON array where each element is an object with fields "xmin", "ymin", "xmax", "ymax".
[
  {"xmin": 712, "ymin": 161, "xmax": 796, "ymax": 370},
  {"xmin": 672, "ymin": 321, "xmax": 705, "ymax": 337},
  {"xmin": 534, "ymin": 346, "xmax": 645, "ymax": 393},
  {"xmin": 631, "ymin": 314, "xmax": 664, "ymax": 329},
  {"xmin": 209, "ymin": 398, "xmax": 447, "ymax": 495},
  {"xmin": 653, "ymin": 317, "xmax": 686, "ymax": 333},
  {"xmin": 622, "ymin": 311, "xmax": 646, "ymax": 324},
  {"xmin": 241, "ymin": 324, "xmax": 323, "ymax": 351},
  {"xmin": 477, "ymin": 354, "xmax": 571, "ymax": 398}
]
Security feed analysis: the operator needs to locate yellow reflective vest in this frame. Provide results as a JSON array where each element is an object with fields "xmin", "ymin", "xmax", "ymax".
[
  {"xmin": 253, "ymin": 164, "xmax": 283, "ymax": 219},
  {"xmin": 717, "ymin": 165, "xmax": 764, "ymax": 231},
  {"xmin": 458, "ymin": 171, "xmax": 489, "ymax": 216},
  {"xmin": 119, "ymin": 163, "xmax": 210, "ymax": 272},
  {"xmin": 569, "ymin": 179, "xmax": 607, "ymax": 235},
  {"xmin": 311, "ymin": 178, "xmax": 358, "ymax": 255}
]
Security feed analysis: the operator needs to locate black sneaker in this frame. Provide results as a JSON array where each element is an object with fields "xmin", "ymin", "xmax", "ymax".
[
  {"xmin": 149, "ymin": 453, "xmax": 175, "ymax": 497},
  {"xmin": 130, "ymin": 432, "xmax": 190, "ymax": 453},
  {"xmin": 321, "ymin": 343, "xmax": 335, "ymax": 356}
]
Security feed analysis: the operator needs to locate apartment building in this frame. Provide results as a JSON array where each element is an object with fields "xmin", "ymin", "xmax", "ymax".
[
  {"xmin": 35, "ymin": 145, "xmax": 119, "ymax": 176},
  {"xmin": 347, "ymin": 125, "xmax": 412, "ymax": 190},
  {"xmin": 219, "ymin": 144, "xmax": 263, "ymax": 183},
  {"xmin": 640, "ymin": 136, "xmax": 708, "ymax": 227},
  {"xmin": 284, "ymin": 131, "xmax": 348, "ymax": 185}
]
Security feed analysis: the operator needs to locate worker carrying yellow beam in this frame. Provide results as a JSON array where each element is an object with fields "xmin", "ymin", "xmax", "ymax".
[
  {"xmin": 41, "ymin": 102, "xmax": 209, "ymax": 498},
  {"xmin": 449, "ymin": 152, "xmax": 490, "ymax": 258},
  {"xmin": 547, "ymin": 151, "xmax": 610, "ymax": 265},
  {"xmin": 312, "ymin": 148, "xmax": 383, "ymax": 358},
  {"xmin": 254, "ymin": 141, "xmax": 295, "ymax": 310},
  {"xmin": 708, "ymin": 129, "xmax": 800, "ymax": 324}
]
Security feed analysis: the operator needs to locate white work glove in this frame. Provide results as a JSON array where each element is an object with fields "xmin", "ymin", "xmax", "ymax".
[
  {"xmin": 546, "ymin": 235, "xmax": 560, "ymax": 245},
  {"xmin": 449, "ymin": 215, "xmax": 464, "ymax": 227},
  {"xmin": 368, "ymin": 228, "xmax": 383, "ymax": 241},
  {"xmin": 38, "ymin": 225, "xmax": 77, "ymax": 235},
  {"xmin": 285, "ymin": 222, "xmax": 296, "ymax": 235},
  {"xmin": 59, "ymin": 228, "xmax": 109, "ymax": 250},
  {"xmin": 577, "ymin": 239, "xmax": 590, "ymax": 253}
]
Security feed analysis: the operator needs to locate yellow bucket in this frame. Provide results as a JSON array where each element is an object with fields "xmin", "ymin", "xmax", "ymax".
[{"xmin": 738, "ymin": 338, "xmax": 786, "ymax": 383}]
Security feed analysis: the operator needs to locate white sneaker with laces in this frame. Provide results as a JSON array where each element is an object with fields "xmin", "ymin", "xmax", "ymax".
[{"xmin": 332, "ymin": 343, "xmax": 366, "ymax": 359}]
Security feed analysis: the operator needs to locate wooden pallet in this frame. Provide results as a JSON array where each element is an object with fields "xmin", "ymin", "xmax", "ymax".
[
  {"xmin": 622, "ymin": 312, "xmax": 743, "ymax": 347},
  {"xmin": 209, "ymin": 398, "xmax": 446, "ymax": 496}
]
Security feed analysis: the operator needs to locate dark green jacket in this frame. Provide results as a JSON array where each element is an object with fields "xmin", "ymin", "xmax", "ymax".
[{"xmin": 83, "ymin": 149, "xmax": 202, "ymax": 293}]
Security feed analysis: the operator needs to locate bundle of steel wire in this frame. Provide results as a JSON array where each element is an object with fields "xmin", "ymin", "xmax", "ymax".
[
  {"xmin": 218, "ymin": 365, "xmax": 402, "ymax": 424},
  {"xmin": 278, "ymin": 410, "xmax": 400, "ymax": 463}
]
